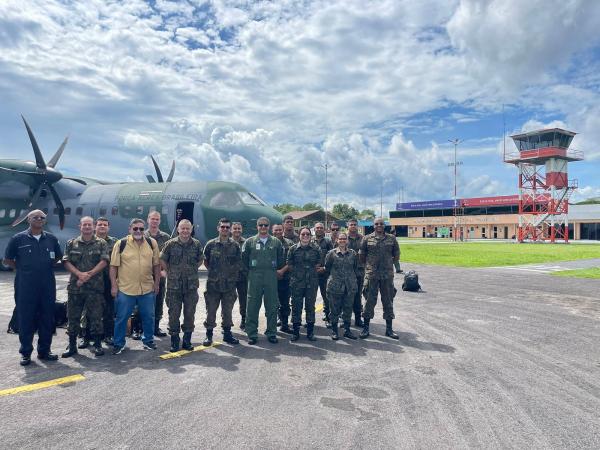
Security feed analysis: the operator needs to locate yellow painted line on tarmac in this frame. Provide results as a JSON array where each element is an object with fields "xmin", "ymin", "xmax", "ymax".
[
  {"xmin": 0, "ymin": 374, "xmax": 85, "ymax": 397},
  {"xmin": 159, "ymin": 342, "xmax": 222, "ymax": 360}
]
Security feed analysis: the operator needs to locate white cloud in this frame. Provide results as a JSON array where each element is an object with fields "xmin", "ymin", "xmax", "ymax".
[{"xmin": 0, "ymin": 0, "xmax": 599, "ymax": 209}]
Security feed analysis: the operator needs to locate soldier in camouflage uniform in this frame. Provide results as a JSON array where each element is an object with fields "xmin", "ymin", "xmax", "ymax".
[
  {"xmin": 283, "ymin": 214, "xmax": 300, "ymax": 244},
  {"xmin": 287, "ymin": 227, "xmax": 323, "ymax": 342},
  {"xmin": 144, "ymin": 211, "xmax": 171, "ymax": 337},
  {"xmin": 95, "ymin": 217, "xmax": 118, "ymax": 344},
  {"xmin": 313, "ymin": 222, "xmax": 333, "ymax": 325},
  {"xmin": 232, "ymin": 222, "xmax": 248, "ymax": 330},
  {"xmin": 202, "ymin": 218, "xmax": 241, "ymax": 346},
  {"xmin": 272, "ymin": 224, "xmax": 293, "ymax": 333},
  {"xmin": 347, "ymin": 218, "xmax": 365, "ymax": 327},
  {"xmin": 324, "ymin": 232, "xmax": 358, "ymax": 340},
  {"xmin": 78, "ymin": 217, "xmax": 118, "ymax": 348},
  {"xmin": 62, "ymin": 216, "xmax": 110, "ymax": 357},
  {"xmin": 359, "ymin": 217, "xmax": 400, "ymax": 340},
  {"xmin": 160, "ymin": 219, "xmax": 204, "ymax": 352}
]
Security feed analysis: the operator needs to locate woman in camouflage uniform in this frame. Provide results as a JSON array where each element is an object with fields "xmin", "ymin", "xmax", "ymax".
[
  {"xmin": 324, "ymin": 232, "xmax": 358, "ymax": 340},
  {"xmin": 286, "ymin": 227, "xmax": 323, "ymax": 342}
]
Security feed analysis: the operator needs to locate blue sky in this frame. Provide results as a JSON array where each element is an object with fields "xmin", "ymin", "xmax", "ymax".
[{"xmin": 1, "ymin": 0, "xmax": 599, "ymax": 213}]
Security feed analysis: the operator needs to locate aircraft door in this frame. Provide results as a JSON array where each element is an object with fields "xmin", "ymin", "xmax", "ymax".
[{"xmin": 174, "ymin": 202, "xmax": 194, "ymax": 237}]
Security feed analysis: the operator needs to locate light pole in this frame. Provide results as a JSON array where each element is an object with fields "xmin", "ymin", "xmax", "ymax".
[
  {"xmin": 448, "ymin": 139, "xmax": 463, "ymax": 241},
  {"xmin": 380, "ymin": 182, "xmax": 383, "ymax": 218},
  {"xmin": 322, "ymin": 163, "xmax": 328, "ymax": 230}
]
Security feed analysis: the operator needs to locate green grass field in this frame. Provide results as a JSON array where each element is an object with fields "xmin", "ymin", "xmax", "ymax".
[
  {"xmin": 551, "ymin": 267, "xmax": 600, "ymax": 279},
  {"xmin": 399, "ymin": 241, "xmax": 600, "ymax": 267}
]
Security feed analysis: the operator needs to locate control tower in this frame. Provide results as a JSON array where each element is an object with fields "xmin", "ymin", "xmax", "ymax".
[{"xmin": 505, "ymin": 128, "xmax": 583, "ymax": 243}]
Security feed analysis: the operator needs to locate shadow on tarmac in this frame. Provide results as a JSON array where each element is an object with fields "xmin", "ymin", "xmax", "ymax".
[{"xmin": 10, "ymin": 321, "xmax": 455, "ymax": 384}]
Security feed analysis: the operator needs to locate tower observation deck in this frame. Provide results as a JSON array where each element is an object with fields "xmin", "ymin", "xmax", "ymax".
[{"xmin": 505, "ymin": 128, "xmax": 583, "ymax": 243}]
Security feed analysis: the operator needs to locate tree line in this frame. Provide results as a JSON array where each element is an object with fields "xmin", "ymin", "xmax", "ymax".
[{"xmin": 272, "ymin": 203, "xmax": 376, "ymax": 220}]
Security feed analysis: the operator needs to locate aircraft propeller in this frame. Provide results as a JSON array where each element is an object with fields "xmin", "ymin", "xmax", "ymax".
[
  {"xmin": 146, "ymin": 155, "xmax": 175, "ymax": 183},
  {"xmin": 9, "ymin": 115, "xmax": 69, "ymax": 229}
]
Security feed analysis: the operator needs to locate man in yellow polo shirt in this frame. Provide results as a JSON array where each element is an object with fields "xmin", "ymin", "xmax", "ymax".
[{"xmin": 110, "ymin": 218, "xmax": 161, "ymax": 354}]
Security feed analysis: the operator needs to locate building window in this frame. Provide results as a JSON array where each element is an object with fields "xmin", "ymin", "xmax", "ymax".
[
  {"xmin": 75, "ymin": 207, "xmax": 83, "ymax": 216},
  {"xmin": 112, "ymin": 206, "xmax": 118, "ymax": 216}
]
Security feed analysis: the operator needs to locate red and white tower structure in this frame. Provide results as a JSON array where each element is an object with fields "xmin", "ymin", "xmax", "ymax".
[{"xmin": 505, "ymin": 128, "xmax": 583, "ymax": 243}]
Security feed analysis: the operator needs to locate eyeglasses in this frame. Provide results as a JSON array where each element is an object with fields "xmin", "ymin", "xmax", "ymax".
[
  {"xmin": 30, "ymin": 216, "xmax": 46, "ymax": 220},
  {"xmin": 258, "ymin": 224, "xmax": 269, "ymax": 227},
  {"xmin": 220, "ymin": 225, "xmax": 230, "ymax": 229},
  {"xmin": 132, "ymin": 227, "xmax": 145, "ymax": 231}
]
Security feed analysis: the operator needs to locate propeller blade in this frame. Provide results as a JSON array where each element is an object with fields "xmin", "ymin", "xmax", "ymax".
[
  {"xmin": 21, "ymin": 115, "xmax": 46, "ymax": 170},
  {"xmin": 48, "ymin": 184, "xmax": 65, "ymax": 229},
  {"xmin": 166, "ymin": 160, "xmax": 175, "ymax": 182},
  {"xmin": 150, "ymin": 155, "xmax": 164, "ymax": 182},
  {"xmin": 47, "ymin": 135, "xmax": 69, "ymax": 168},
  {"xmin": 11, "ymin": 183, "xmax": 46, "ymax": 227},
  {"xmin": 146, "ymin": 175, "xmax": 156, "ymax": 183},
  {"xmin": 63, "ymin": 176, "xmax": 87, "ymax": 185}
]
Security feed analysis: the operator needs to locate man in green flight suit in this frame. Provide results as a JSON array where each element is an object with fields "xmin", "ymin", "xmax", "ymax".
[{"xmin": 242, "ymin": 217, "xmax": 284, "ymax": 345}]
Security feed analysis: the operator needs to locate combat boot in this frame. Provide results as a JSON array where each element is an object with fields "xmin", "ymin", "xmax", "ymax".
[
  {"xmin": 385, "ymin": 319, "xmax": 399, "ymax": 339},
  {"xmin": 77, "ymin": 335, "xmax": 90, "ymax": 349},
  {"xmin": 280, "ymin": 316, "xmax": 292, "ymax": 334},
  {"xmin": 359, "ymin": 318, "xmax": 370, "ymax": 339},
  {"xmin": 92, "ymin": 336, "xmax": 104, "ymax": 356},
  {"xmin": 182, "ymin": 332, "xmax": 194, "ymax": 351},
  {"xmin": 223, "ymin": 327, "xmax": 239, "ymax": 345},
  {"xmin": 343, "ymin": 321, "xmax": 357, "ymax": 340},
  {"xmin": 331, "ymin": 321, "xmax": 339, "ymax": 340},
  {"xmin": 240, "ymin": 316, "xmax": 246, "ymax": 330},
  {"xmin": 290, "ymin": 323, "xmax": 300, "ymax": 342},
  {"xmin": 170, "ymin": 334, "xmax": 180, "ymax": 352},
  {"xmin": 62, "ymin": 335, "xmax": 78, "ymax": 358},
  {"xmin": 306, "ymin": 323, "xmax": 317, "ymax": 341},
  {"xmin": 202, "ymin": 329, "xmax": 213, "ymax": 347},
  {"xmin": 354, "ymin": 313, "xmax": 363, "ymax": 327}
]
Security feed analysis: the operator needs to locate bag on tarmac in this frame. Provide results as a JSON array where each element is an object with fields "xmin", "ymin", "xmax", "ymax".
[
  {"xmin": 54, "ymin": 300, "xmax": 68, "ymax": 328},
  {"xmin": 402, "ymin": 270, "xmax": 421, "ymax": 292}
]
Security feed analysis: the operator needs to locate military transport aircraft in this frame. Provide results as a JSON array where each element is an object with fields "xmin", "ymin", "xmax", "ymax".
[{"xmin": 0, "ymin": 116, "xmax": 282, "ymax": 257}]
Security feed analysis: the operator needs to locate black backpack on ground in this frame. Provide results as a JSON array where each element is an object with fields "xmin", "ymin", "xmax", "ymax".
[{"xmin": 402, "ymin": 270, "xmax": 421, "ymax": 292}]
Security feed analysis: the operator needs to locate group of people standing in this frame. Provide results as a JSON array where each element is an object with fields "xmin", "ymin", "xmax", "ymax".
[{"xmin": 4, "ymin": 209, "xmax": 403, "ymax": 366}]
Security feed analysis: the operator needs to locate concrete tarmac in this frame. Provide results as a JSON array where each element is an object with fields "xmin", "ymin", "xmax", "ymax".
[{"xmin": 0, "ymin": 264, "xmax": 599, "ymax": 449}]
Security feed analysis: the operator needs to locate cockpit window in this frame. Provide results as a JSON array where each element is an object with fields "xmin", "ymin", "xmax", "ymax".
[
  {"xmin": 238, "ymin": 191, "xmax": 266, "ymax": 206},
  {"xmin": 209, "ymin": 191, "xmax": 243, "ymax": 208}
]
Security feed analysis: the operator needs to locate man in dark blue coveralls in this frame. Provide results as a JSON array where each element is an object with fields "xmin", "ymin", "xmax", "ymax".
[{"xmin": 3, "ymin": 209, "xmax": 63, "ymax": 366}]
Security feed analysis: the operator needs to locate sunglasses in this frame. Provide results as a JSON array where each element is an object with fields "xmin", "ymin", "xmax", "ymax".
[
  {"xmin": 132, "ymin": 227, "xmax": 145, "ymax": 231},
  {"xmin": 338, "ymin": 237, "xmax": 347, "ymax": 240},
  {"xmin": 220, "ymin": 225, "xmax": 231, "ymax": 229},
  {"xmin": 331, "ymin": 229, "xmax": 339, "ymax": 231},
  {"xmin": 30, "ymin": 216, "xmax": 46, "ymax": 220},
  {"xmin": 258, "ymin": 224, "xmax": 269, "ymax": 227}
]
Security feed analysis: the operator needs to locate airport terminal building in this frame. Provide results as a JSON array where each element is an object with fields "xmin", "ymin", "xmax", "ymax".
[{"xmin": 389, "ymin": 195, "xmax": 600, "ymax": 240}]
